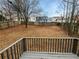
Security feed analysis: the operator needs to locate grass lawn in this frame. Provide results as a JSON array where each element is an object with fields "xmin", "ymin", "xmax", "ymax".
[{"xmin": 0, "ymin": 25, "xmax": 68, "ymax": 49}]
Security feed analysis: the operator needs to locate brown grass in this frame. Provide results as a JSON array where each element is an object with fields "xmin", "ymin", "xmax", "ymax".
[{"xmin": 0, "ymin": 25, "xmax": 68, "ymax": 49}]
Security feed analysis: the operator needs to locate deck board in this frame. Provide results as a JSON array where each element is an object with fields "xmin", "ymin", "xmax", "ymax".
[{"xmin": 20, "ymin": 52, "xmax": 79, "ymax": 59}]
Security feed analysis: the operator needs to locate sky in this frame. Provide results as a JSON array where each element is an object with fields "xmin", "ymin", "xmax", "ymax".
[
  {"xmin": 0, "ymin": 0, "xmax": 62, "ymax": 17},
  {"xmin": 39, "ymin": 0, "xmax": 62, "ymax": 17}
]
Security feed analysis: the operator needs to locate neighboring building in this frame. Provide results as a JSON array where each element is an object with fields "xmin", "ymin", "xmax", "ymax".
[
  {"xmin": 29, "ymin": 16, "xmax": 36, "ymax": 22},
  {"xmin": 49, "ymin": 16, "xmax": 66, "ymax": 23},
  {"xmin": 36, "ymin": 16, "xmax": 48, "ymax": 23}
]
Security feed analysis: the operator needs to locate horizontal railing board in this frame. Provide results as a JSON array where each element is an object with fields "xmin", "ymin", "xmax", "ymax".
[{"xmin": 25, "ymin": 37, "xmax": 79, "ymax": 40}]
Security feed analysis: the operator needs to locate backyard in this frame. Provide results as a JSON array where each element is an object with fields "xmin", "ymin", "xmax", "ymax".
[{"xmin": 0, "ymin": 25, "xmax": 68, "ymax": 49}]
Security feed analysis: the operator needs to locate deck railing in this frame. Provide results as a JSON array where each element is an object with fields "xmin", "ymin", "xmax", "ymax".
[
  {"xmin": 0, "ymin": 38, "xmax": 25, "ymax": 59},
  {"xmin": 0, "ymin": 37, "xmax": 79, "ymax": 59}
]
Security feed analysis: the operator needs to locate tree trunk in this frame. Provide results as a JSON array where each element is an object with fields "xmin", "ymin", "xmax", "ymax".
[{"xmin": 25, "ymin": 16, "xmax": 28, "ymax": 28}]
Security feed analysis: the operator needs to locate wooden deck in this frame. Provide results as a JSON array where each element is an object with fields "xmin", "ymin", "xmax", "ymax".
[{"xmin": 20, "ymin": 52, "xmax": 79, "ymax": 59}]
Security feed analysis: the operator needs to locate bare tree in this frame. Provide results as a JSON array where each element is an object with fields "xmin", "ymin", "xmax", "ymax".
[
  {"xmin": 7, "ymin": 0, "xmax": 42, "ymax": 28},
  {"xmin": 1, "ymin": 0, "xmax": 14, "ymax": 27}
]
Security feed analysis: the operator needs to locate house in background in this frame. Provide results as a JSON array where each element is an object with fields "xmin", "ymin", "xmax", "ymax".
[
  {"xmin": 49, "ymin": 16, "xmax": 66, "ymax": 23},
  {"xmin": 36, "ymin": 16, "xmax": 48, "ymax": 23}
]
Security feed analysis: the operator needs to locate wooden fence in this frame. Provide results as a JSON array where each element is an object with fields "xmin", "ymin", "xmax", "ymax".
[{"xmin": 0, "ymin": 21, "xmax": 20, "ymax": 29}]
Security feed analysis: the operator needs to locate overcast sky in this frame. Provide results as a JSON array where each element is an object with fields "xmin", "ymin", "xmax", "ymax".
[
  {"xmin": 0, "ymin": 0, "xmax": 62, "ymax": 17},
  {"xmin": 39, "ymin": 0, "xmax": 62, "ymax": 17}
]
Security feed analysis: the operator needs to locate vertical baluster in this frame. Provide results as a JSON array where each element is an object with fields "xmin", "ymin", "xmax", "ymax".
[
  {"xmin": 34, "ymin": 38, "xmax": 35, "ymax": 51},
  {"xmin": 55, "ymin": 39, "xmax": 58, "ymax": 53},
  {"xmin": 38, "ymin": 38, "xmax": 39, "ymax": 52},
  {"xmin": 37, "ymin": 38, "xmax": 38, "ymax": 52},
  {"xmin": 67, "ymin": 39, "xmax": 69, "ymax": 53},
  {"xmin": 48, "ymin": 39, "xmax": 49, "ymax": 52},
  {"xmin": 61, "ymin": 39, "xmax": 63, "ymax": 53},
  {"xmin": 52, "ymin": 39, "xmax": 54, "ymax": 52},
  {"xmin": 10, "ymin": 47, "xmax": 14, "ymax": 59},
  {"xmin": 40, "ymin": 38, "xmax": 41, "ymax": 52},
  {"xmin": 39, "ymin": 38, "xmax": 40, "ymax": 52},
  {"xmin": 56, "ymin": 39, "xmax": 57, "ymax": 53},
  {"xmin": 28, "ymin": 38, "xmax": 29, "ymax": 52},
  {"xmin": 65, "ymin": 39, "xmax": 67, "ymax": 53},
  {"xmin": 49, "ymin": 39, "xmax": 51, "ymax": 52},
  {"xmin": 19, "ymin": 42, "xmax": 21, "ymax": 56},
  {"xmin": 68, "ymin": 39, "xmax": 70, "ymax": 53},
  {"xmin": 48, "ymin": 38, "xmax": 49, "ymax": 52},
  {"xmin": 71, "ymin": 39, "xmax": 74, "ymax": 53},
  {"xmin": 30, "ymin": 38, "xmax": 32, "ymax": 51},
  {"xmin": 45, "ymin": 38, "xmax": 46, "ymax": 52},
  {"xmin": 35, "ymin": 38, "xmax": 37, "ymax": 52},
  {"xmin": 31, "ymin": 38, "xmax": 33, "ymax": 51},
  {"xmin": 32, "ymin": 38, "xmax": 33, "ymax": 51},
  {"xmin": 42, "ymin": 38, "xmax": 44, "ymax": 52},
  {"xmin": 69, "ymin": 39, "xmax": 71, "ymax": 53},
  {"xmin": 49, "ymin": 39, "xmax": 50, "ymax": 52},
  {"xmin": 6, "ymin": 49, "xmax": 10, "ymax": 59},
  {"xmin": 53, "ymin": 39, "xmax": 55, "ymax": 52},
  {"xmin": 57, "ymin": 39, "xmax": 59, "ymax": 53},
  {"xmin": 59, "ymin": 39, "xmax": 61, "ymax": 52},
  {"xmin": 47, "ymin": 38, "xmax": 48, "ymax": 52},
  {"xmin": 64, "ymin": 39, "xmax": 66, "ymax": 53},
  {"xmin": 27, "ymin": 39, "xmax": 29, "ymax": 51},
  {"xmin": 35, "ymin": 38, "xmax": 36, "ymax": 51},
  {"xmin": 50, "ymin": 39, "xmax": 51, "ymax": 52},
  {"xmin": 57, "ymin": 39, "xmax": 58, "ymax": 52},
  {"xmin": 20, "ymin": 41, "xmax": 22, "ymax": 55},
  {"xmin": 39, "ymin": 38, "xmax": 41, "ymax": 52},
  {"xmin": 60, "ymin": 39, "xmax": 62, "ymax": 53},
  {"xmin": 16, "ymin": 43, "xmax": 19, "ymax": 59},
  {"xmin": 19, "ymin": 41, "xmax": 22, "ymax": 56},
  {"xmin": 41, "ymin": 38, "xmax": 42, "ymax": 52},
  {"xmin": 14, "ymin": 45, "xmax": 17, "ymax": 59},
  {"xmin": 1, "ymin": 53, "xmax": 4, "ymax": 59},
  {"xmin": 29, "ymin": 38, "xmax": 31, "ymax": 51},
  {"xmin": 66, "ymin": 39, "xmax": 68, "ymax": 53},
  {"xmin": 62, "ymin": 39, "xmax": 64, "ymax": 53},
  {"xmin": 32, "ymin": 38, "xmax": 34, "ymax": 51},
  {"xmin": 22, "ymin": 40, "xmax": 24, "ymax": 53}
]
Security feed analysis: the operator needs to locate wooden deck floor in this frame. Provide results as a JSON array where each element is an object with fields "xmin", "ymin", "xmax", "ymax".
[{"xmin": 20, "ymin": 52, "xmax": 79, "ymax": 59}]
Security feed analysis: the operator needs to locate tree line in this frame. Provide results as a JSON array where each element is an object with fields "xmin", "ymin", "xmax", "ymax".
[
  {"xmin": 0, "ymin": 0, "xmax": 42, "ymax": 28},
  {"xmin": 57, "ymin": 0, "xmax": 79, "ymax": 36}
]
